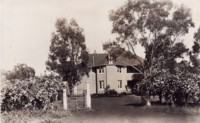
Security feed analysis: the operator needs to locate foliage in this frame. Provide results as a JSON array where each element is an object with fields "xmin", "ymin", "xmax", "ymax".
[
  {"xmin": 103, "ymin": 0, "xmax": 195, "ymax": 105},
  {"xmin": 104, "ymin": 85, "xmax": 118, "ymax": 96},
  {"xmin": 104, "ymin": 85, "xmax": 111, "ymax": 93},
  {"xmin": 148, "ymin": 28, "xmax": 200, "ymax": 106},
  {"xmin": 4, "ymin": 64, "xmax": 35, "ymax": 81},
  {"xmin": 46, "ymin": 18, "xmax": 89, "ymax": 90},
  {"xmin": 190, "ymin": 27, "xmax": 200, "ymax": 70},
  {"xmin": 149, "ymin": 61, "xmax": 200, "ymax": 106},
  {"xmin": 105, "ymin": 90, "xmax": 118, "ymax": 96},
  {"xmin": 119, "ymin": 92, "xmax": 127, "ymax": 96},
  {"xmin": 104, "ymin": 0, "xmax": 193, "ymax": 58},
  {"xmin": 1, "ymin": 75, "xmax": 65, "ymax": 111},
  {"xmin": 173, "ymin": 63, "xmax": 200, "ymax": 105}
]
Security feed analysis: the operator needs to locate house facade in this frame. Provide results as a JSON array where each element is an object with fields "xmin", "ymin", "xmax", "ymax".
[{"xmin": 74, "ymin": 53, "xmax": 143, "ymax": 94}]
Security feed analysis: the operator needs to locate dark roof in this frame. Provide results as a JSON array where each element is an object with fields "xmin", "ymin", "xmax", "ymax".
[{"xmin": 88, "ymin": 53, "xmax": 143, "ymax": 68}]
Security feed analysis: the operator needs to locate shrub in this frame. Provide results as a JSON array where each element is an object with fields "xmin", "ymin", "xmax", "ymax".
[
  {"xmin": 104, "ymin": 86, "xmax": 118, "ymax": 96},
  {"xmin": 108, "ymin": 89, "xmax": 118, "ymax": 96},
  {"xmin": 120, "ymin": 92, "xmax": 127, "ymax": 96},
  {"xmin": 104, "ymin": 85, "xmax": 110, "ymax": 94},
  {"xmin": 1, "ymin": 75, "xmax": 65, "ymax": 112},
  {"xmin": 140, "ymin": 70, "xmax": 200, "ymax": 106}
]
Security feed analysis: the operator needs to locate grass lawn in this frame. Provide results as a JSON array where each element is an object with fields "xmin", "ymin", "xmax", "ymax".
[{"xmin": 1, "ymin": 95, "xmax": 200, "ymax": 123}]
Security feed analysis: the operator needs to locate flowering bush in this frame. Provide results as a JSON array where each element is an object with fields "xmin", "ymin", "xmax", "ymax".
[
  {"xmin": 140, "ymin": 62, "xmax": 200, "ymax": 106},
  {"xmin": 1, "ymin": 75, "xmax": 65, "ymax": 111}
]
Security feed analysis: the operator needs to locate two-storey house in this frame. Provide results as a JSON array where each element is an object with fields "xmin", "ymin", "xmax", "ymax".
[{"xmin": 74, "ymin": 53, "xmax": 143, "ymax": 94}]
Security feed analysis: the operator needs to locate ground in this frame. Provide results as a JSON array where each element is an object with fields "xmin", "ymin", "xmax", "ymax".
[
  {"xmin": 2, "ymin": 95, "xmax": 200, "ymax": 123},
  {"xmin": 66, "ymin": 95, "xmax": 200, "ymax": 123}
]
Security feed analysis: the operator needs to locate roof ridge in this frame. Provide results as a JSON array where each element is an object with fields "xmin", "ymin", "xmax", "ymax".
[{"xmin": 88, "ymin": 53, "xmax": 143, "ymax": 67}]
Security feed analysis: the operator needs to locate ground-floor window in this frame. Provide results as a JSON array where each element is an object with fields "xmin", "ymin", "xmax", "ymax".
[
  {"xmin": 99, "ymin": 80, "xmax": 105, "ymax": 89},
  {"xmin": 118, "ymin": 80, "xmax": 122, "ymax": 88}
]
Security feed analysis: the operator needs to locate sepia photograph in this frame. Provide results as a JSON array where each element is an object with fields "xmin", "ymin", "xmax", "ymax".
[{"xmin": 1, "ymin": 0, "xmax": 200, "ymax": 123}]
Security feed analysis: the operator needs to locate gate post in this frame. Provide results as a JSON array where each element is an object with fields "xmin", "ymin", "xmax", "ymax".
[
  {"xmin": 85, "ymin": 81, "xmax": 91, "ymax": 109},
  {"xmin": 63, "ymin": 81, "xmax": 68, "ymax": 110}
]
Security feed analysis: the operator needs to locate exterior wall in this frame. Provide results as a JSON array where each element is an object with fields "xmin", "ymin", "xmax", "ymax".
[
  {"xmin": 74, "ymin": 70, "xmax": 96, "ymax": 94},
  {"xmin": 106, "ymin": 65, "xmax": 134, "ymax": 93},
  {"xmin": 76, "ymin": 65, "xmax": 138, "ymax": 94}
]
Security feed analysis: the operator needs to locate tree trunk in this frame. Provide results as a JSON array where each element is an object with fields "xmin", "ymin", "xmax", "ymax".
[
  {"xmin": 171, "ymin": 100, "xmax": 175, "ymax": 107},
  {"xmin": 141, "ymin": 96, "xmax": 146, "ymax": 104},
  {"xmin": 169, "ymin": 95, "xmax": 175, "ymax": 108},
  {"xmin": 146, "ymin": 98, "xmax": 151, "ymax": 106},
  {"xmin": 145, "ymin": 91, "xmax": 151, "ymax": 106},
  {"xmin": 55, "ymin": 94, "xmax": 58, "ymax": 101},
  {"xmin": 185, "ymin": 94, "xmax": 188, "ymax": 106},
  {"xmin": 158, "ymin": 92, "xmax": 162, "ymax": 104}
]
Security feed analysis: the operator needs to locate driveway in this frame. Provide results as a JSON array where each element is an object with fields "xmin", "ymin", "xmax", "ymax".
[{"xmin": 66, "ymin": 95, "xmax": 200, "ymax": 123}]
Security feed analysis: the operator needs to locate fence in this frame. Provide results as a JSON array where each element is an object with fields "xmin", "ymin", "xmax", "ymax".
[
  {"xmin": 67, "ymin": 89, "xmax": 86, "ymax": 110},
  {"xmin": 63, "ymin": 81, "xmax": 91, "ymax": 110}
]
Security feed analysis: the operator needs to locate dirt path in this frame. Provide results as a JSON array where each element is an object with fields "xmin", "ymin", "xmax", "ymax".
[{"xmin": 65, "ymin": 96, "xmax": 200, "ymax": 123}]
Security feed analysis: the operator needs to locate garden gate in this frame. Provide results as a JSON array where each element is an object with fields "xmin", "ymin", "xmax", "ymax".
[
  {"xmin": 67, "ymin": 89, "xmax": 86, "ymax": 110},
  {"xmin": 63, "ymin": 81, "xmax": 91, "ymax": 110}
]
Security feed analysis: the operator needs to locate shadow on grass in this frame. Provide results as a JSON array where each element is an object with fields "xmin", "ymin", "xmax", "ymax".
[
  {"xmin": 92, "ymin": 95, "xmax": 120, "ymax": 98},
  {"xmin": 124, "ymin": 101, "xmax": 200, "ymax": 107},
  {"xmin": 124, "ymin": 103, "xmax": 144, "ymax": 107},
  {"xmin": 123, "ymin": 101, "xmax": 166, "ymax": 107},
  {"xmin": 124, "ymin": 101, "xmax": 181, "ymax": 107},
  {"xmin": 124, "ymin": 101, "xmax": 200, "ymax": 115},
  {"xmin": 151, "ymin": 101, "xmax": 169, "ymax": 106},
  {"xmin": 151, "ymin": 101, "xmax": 200, "ymax": 107}
]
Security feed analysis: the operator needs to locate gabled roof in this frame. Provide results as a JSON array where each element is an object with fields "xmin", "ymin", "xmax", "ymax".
[{"xmin": 88, "ymin": 53, "xmax": 143, "ymax": 68}]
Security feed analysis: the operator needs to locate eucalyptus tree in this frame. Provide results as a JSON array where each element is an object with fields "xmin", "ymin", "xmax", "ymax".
[
  {"xmin": 46, "ymin": 18, "xmax": 89, "ymax": 92},
  {"xmin": 103, "ymin": 0, "xmax": 194, "ymax": 105}
]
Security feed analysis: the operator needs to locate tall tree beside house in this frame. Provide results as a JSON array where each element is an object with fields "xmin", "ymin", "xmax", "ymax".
[
  {"xmin": 103, "ymin": 0, "xmax": 194, "ymax": 105},
  {"xmin": 144, "ymin": 39, "xmax": 189, "ymax": 105},
  {"xmin": 151, "ymin": 28, "xmax": 200, "ymax": 106},
  {"xmin": 46, "ymin": 18, "xmax": 89, "ymax": 92}
]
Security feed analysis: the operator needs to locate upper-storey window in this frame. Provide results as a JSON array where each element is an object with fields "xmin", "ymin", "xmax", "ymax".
[
  {"xmin": 99, "ymin": 67, "xmax": 104, "ymax": 73},
  {"xmin": 117, "ymin": 67, "xmax": 122, "ymax": 73}
]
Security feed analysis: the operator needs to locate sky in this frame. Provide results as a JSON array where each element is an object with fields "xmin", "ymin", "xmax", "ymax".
[{"xmin": 1, "ymin": 0, "xmax": 200, "ymax": 75}]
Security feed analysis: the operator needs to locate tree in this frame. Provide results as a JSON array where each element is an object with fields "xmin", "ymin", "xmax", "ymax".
[
  {"xmin": 103, "ymin": 0, "xmax": 194, "ymax": 105},
  {"xmin": 190, "ymin": 27, "xmax": 200, "ymax": 70},
  {"xmin": 46, "ymin": 18, "xmax": 89, "ymax": 92},
  {"xmin": 4, "ymin": 64, "xmax": 35, "ymax": 81},
  {"xmin": 153, "ymin": 28, "xmax": 200, "ymax": 106},
  {"xmin": 147, "ymin": 40, "xmax": 189, "ymax": 105}
]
